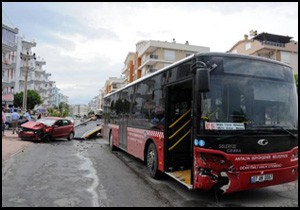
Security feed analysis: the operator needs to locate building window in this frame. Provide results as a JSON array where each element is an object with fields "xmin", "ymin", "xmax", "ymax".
[
  {"xmin": 164, "ymin": 50, "xmax": 175, "ymax": 61},
  {"xmin": 280, "ymin": 51, "xmax": 291, "ymax": 65},
  {"xmin": 2, "ymin": 28, "xmax": 16, "ymax": 48},
  {"xmin": 245, "ymin": 42, "xmax": 251, "ymax": 50}
]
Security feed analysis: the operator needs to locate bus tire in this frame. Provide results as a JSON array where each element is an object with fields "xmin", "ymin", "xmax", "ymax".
[
  {"xmin": 147, "ymin": 142, "xmax": 160, "ymax": 179},
  {"xmin": 109, "ymin": 131, "xmax": 117, "ymax": 151}
]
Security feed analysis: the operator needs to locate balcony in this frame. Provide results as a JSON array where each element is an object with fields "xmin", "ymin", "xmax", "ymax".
[
  {"xmin": 35, "ymin": 60, "xmax": 46, "ymax": 66},
  {"xmin": 2, "ymin": 80, "xmax": 15, "ymax": 88},
  {"xmin": 139, "ymin": 54, "xmax": 159, "ymax": 69},
  {"xmin": 121, "ymin": 65, "xmax": 128, "ymax": 74},
  {"xmin": 2, "ymin": 61, "xmax": 16, "ymax": 70},
  {"xmin": 149, "ymin": 68, "xmax": 158, "ymax": 73},
  {"xmin": 35, "ymin": 68, "xmax": 46, "ymax": 73},
  {"xmin": 261, "ymin": 40, "xmax": 285, "ymax": 48},
  {"xmin": 2, "ymin": 43, "xmax": 18, "ymax": 52},
  {"xmin": 20, "ymin": 66, "xmax": 35, "ymax": 72}
]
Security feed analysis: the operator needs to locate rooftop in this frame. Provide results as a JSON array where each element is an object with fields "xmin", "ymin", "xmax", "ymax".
[{"xmin": 253, "ymin": 32, "xmax": 293, "ymax": 44}]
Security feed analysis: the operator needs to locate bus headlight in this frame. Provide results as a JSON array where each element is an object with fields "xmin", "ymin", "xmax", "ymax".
[
  {"xmin": 291, "ymin": 152, "xmax": 298, "ymax": 161},
  {"xmin": 200, "ymin": 153, "xmax": 231, "ymax": 167}
]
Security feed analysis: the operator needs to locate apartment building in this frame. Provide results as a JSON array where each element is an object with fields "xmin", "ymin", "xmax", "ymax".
[
  {"xmin": 103, "ymin": 39, "xmax": 210, "ymax": 97},
  {"xmin": 14, "ymin": 36, "xmax": 57, "ymax": 110},
  {"xmin": 2, "ymin": 24, "xmax": 19, "ymax": 108},
  {"xmin": 122, "ymin": 40, "xmax": 210, "ymax": 85},
  {"xmin": 70, "ymin": 104, "xmax": 88, "ymax": 117},
  {"xmin": 49, "ymin": 86, "xmax": 69, "ymax": 107},
  {"xmin": 88, "ymin": 96, "xmax": 98, "ymax": 112},
  {"xmin": 122, "ymin": 52, "xmax": 135, "ymax": 84},
  {"xmin": 97, "ymin": 88, "xmax": 105, "ymax": 110},
  {"xmin": 228, "ymin": 32, "xmax": 298, "ymax": 73},
  {"xmin": 104, "ymin": 77, "xmax": 125, "ymax": 95},
  {"xmin": 131, "ymin": 39, "xmax": 210, "ymax": 82}
]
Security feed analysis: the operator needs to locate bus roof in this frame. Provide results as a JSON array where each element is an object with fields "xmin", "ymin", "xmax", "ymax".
[
  {"xmin": 105, "ymin": 52, "xmax": 292, "ymax": 98},
  {"xmin": 105, "ymin": 53, "xmax": 195, "ymax": 98},
  {"xmin": 197, "ymin": 52, "xmax": 292, "ymax": 68}
]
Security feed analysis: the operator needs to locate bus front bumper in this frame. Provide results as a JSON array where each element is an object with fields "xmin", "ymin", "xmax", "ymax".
[{"xmin": 194, "ymin": 165, "xmax": 298, "ymax": 193}]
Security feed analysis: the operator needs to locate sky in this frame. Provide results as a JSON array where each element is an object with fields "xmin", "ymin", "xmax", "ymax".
[{"xmin": 2, "ymin": 2, "xmax": 298, "ymax": 105}]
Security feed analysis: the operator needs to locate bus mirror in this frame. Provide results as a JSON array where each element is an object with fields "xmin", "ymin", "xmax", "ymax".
[{"xmin": 196, "ymin": 68, "xmax": 210, "ymax": 92}]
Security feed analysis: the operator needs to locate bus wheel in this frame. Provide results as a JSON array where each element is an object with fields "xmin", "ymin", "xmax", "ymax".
[
  {"xmin": 147, "ymin": 142, "xmax": 160, "ymax": 179},
  {"xmin": 109, "ymin": 132, "xmax": 116, "ymax": 151}
]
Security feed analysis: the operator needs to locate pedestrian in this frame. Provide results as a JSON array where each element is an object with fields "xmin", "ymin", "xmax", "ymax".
[
  {"xmin": 11, "ymin": 108, "xmax": 20, "ymax": 134},
  {"xmin": 37, "ymin": 113, "xmax": 42, "ymax": 119},
  {"xmin": 2, "ymin": 107, "xmax": 6, "ymax": 136},
  {"xmin": 24, "ymin": 109, "xmax": 32, "ymax": 122}
]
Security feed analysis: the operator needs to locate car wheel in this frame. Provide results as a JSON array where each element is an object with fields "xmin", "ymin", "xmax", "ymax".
[
  {"xmin": 44, "ymin": 135, "xmax": 51, "ymax": 141},
  {"xmin": 67, "ymin": 132, "xmax": 74, "ymax": 141},
  {"xmin": 147, "ymin": 142, "xmax": 161, "ymax": 179}
]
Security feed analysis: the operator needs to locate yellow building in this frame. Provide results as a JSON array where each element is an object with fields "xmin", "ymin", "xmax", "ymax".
[{"xmin": 228, "ymin": 32, "xmax": 298, "ymax": 74}]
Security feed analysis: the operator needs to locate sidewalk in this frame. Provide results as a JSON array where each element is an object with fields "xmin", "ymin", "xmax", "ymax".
[{"xmin": 2, "ymin": 131, "xmax": 32, "ymax": 161}]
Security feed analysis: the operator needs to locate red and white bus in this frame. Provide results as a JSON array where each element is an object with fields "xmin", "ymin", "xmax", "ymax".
[{"xmin": 103, "ymin": 52, "xmax": 298, "ymax": 194}]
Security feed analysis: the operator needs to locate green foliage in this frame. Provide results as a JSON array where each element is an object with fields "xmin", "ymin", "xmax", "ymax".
[
  {"xmin": 88, "ymin": 110, "xmax": 95, "ymax": 117},
  {"xmin": 47, "ymin": 107, "xmax": 59, "ymax": 117},
  {"xmin": 47, "ymin": 102, "xmax": 70, "ymax": 117},
  {"xmin": 13, "ymin": 92, "xmax": 23, "ymax": 108},
  {"xmin": 27, "ymin": 90, "xmax": 42, "ymax": 110},
  {"xmin": 59, "ymin": 102, "xmax": 70, "ymax": 117},
  {"xmin": 13, "ymin": 90, "xmax": 42, "ymax": 110},
  {"xmin": 295, "ymin": 74, "xmax": 298, "ymax": 88}
]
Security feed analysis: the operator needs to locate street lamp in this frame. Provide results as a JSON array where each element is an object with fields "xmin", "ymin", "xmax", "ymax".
[{"xmin": 20, "ymin": 51, "xmax": 36, "ymax": 112}]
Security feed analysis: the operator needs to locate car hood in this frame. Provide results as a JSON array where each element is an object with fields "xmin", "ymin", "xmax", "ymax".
[{"xmin": 21, "ymin": 121, "xmax": 47, "ymax": 130}]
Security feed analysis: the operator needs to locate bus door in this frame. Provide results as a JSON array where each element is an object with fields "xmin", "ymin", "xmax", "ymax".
[{"xmin": 165, "ymin": 80, "xmax": 193, "ymax": 188}]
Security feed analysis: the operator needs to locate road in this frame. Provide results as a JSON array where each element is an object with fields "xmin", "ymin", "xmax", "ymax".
[{"xmin": 2, "ymin": 136, "xmax": 298, "ymax": 207}]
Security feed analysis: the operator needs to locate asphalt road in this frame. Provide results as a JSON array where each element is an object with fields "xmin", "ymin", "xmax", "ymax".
[
  {"xmin": 2, "ymin": 138, "xmax": 171, "ymax": 207},
  {"xmin": 2, "ymin": 137, "xmax": 298, "ymax": 207}
]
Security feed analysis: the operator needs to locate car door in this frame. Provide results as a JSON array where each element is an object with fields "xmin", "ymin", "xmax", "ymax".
[
  {"xmin": 62, "ymin": 119, "xmax": 72, "ymax": 137},
  {"xmin": 52, "ymin": 120, "xmax": 65, "ymax": 138}
]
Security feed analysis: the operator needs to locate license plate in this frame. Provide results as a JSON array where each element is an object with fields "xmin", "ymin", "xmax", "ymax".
[{"xmin": 251, "ymin": 174, "xmax": 273, "ymax": 183}]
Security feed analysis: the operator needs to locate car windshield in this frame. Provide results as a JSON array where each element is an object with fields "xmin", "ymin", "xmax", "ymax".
[
  {"xmin": 200, "ymin": 56, "xmax": 298, "ymax": 131},
  {"xmin": 36, "ymin": 118, "xmax": 57, "ymax": 126}
]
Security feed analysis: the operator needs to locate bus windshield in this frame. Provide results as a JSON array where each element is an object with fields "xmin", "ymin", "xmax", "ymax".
[{"xmin": 200, "ymin": 56, "xmax": 298, "ymax": 131}]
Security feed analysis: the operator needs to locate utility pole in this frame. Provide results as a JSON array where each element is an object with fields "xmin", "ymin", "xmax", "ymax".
[{"xmin": 20, "ymin": 51, "xmax": 36, "ymax": 112}]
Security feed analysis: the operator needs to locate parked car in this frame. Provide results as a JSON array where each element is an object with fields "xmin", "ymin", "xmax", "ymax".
[
  {"xmin": 5, "ymin": 115, "xmax": 28, "ymax": 130},
  {"xmin": 18, "ymin": 117, "xmax": 75, "ymax": 141}
]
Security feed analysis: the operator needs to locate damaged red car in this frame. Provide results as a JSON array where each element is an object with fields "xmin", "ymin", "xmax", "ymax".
[{"xmin": 18, "ymin": 117, "xmax": 75, "ymax": 141}]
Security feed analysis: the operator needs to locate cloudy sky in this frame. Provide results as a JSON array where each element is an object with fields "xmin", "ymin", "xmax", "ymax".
[{"xmin": 2, "ymin": 2, "xmax": 298, "ymax": 105}]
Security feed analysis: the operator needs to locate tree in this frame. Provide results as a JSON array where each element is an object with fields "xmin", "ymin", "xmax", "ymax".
[
  {"xmin": 88, "ymin": 110, "xmax": 95, "ymax": 116},
  {"xmin": 13, "ymin": 92, "xmax": 23, "ymax": 108},
  {"xmin": 13, "ymin": 90, "xmax": 42, "ymax": 110},
  {"xmin": 47, "ymin": 103, "xmax": 70, "ymax": 117},
  {"xmin": 58, "ymin": 102, "xmax": 70, "ymax": 117}
]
